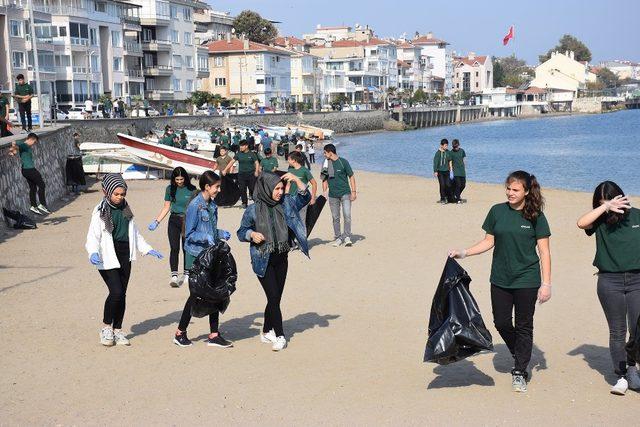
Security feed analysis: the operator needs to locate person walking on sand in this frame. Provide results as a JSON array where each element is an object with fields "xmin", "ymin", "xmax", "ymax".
[
  {"xmin": 237, "ymin": 172, "xmax": 311, "ymax": 351},
  {"xmin": 235, "ymin": 140, "xmax": 260, "ymax": 209},
  {"xmin": 8, "ymin": 133, "xmax": 50, "ymax": 215},
  {"xmin": 148, "ymin": 167, "xmax": 197, "ymax": 288},
  {"xmin": 260, "ymin": 147, "xmax": 279, "ymax": 173},
  {"xmin": 450, "ymin": 139, "xmax": 467, "ymax": 204},
  {"xmin": 286, "ymin": 151, "xmax": 317, "ymax": 233},
  {"xmin": 321, "ymin": 144, "xmax": 356, "ymax": 247},
  {"xmin": 577, "ymin": 181, "xmax": 640, "ymax": 395},
  {"xmin": 307, "ymin": 141, "xmax": 316, "ymax": 164},
  {"xmin": 85, "ymin": 173, "xmax": 164, "ymax": 346},
  {"xmin": 173, "ymin": 171, "xmax": 233, "ymax": 348},
  {"xmin": 433, "ymin": 139, "xmax": 452, "ymax": 204},
  {"xmin": 449, "ymin": 170, "xmax": 552, "ymax": 393}
]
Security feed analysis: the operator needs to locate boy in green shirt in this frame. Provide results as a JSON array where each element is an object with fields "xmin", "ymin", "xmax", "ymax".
[
  {"xmin": 0, "ymin": 92, "xmax": 10, "ymax": 137},
  {"xmin": 13, "ymin": 74, "xmax": 33, "ymax": 132},
  {"xmin": 259, "ymin": 148, "xmax": 279, "ymax": 173},
  {"xmin": 321, "ymin": 143, "xmax": 356, "ymax": 247},
  {"xmin": 287, "ymin": 151, "xmax": 317, "ymax": 234},
  {"xmin": 433, "ymin": 138, "xmax": 452, "ymax": 204},
  {"xmin": 450, "ymin": 139, "xmax": 466, "ymax": 203},
  {"xmin": 234, "ymin": 140, "xmax": 259, "ymax": 208},
  {"xmin": 8, "ymin": 133, "xmax": 50, "ymax": 214}
]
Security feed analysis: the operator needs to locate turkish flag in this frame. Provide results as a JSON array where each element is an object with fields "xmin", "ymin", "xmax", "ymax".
[{"xmin": 503, "ymin": 25, "xmax": 514, "ymax": 45}]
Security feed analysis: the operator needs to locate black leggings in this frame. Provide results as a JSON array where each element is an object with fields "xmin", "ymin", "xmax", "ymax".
[
  {"xmin": 167, "ymin": 213, "xmax": 185, "ymax": 275},
  {"xmin": 258, "ymin": 252, "xmax": 289, "ymax": 337},
  {"xmin": 18, "ymin": 101, "xmax": 32, "ymax": 130},
  {"xmin": 454, "ymin": 176, "xmax": 466, "ymax": 201},
  {"xmin": 21, "ymin": 168, "xmax": 47, "ymax": 208},
  {"xmin": 98, "ymin": 241, "xmax": 131, "ymax": 329},
  {"xmin": 436, "ymin": 172, "xmax": 450, "ymax": 201},
  {"xmin": 491, "ymin": 284, "xmax": 538, "ymax": 372},
  {"xmin": 309, "ymin": 153, "xmax": 315, "ymax": 163},
  {"xmin": 178, "ymin": 295, "xmax": 219, "ymax": 333},
  {"xmin": 237, "ymin": 172, "xmax": 255, "ymax": 205}
]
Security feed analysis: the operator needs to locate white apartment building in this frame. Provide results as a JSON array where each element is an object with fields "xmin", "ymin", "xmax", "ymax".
[
  {"xmin": 193, "ymin": 6, "xmax": 233, "ymax": 43},
  {"xmin": 452, "ymin": 53, "xmax": 493, "ymax": 94},
  {"xmin": 412, "ymin": 32, "xmax": 452, "ymax": 95},
  {"xmin": 599, "ymin": 60, "xmax": 640, "ymax": 80},
  {"xmin": 395, "ymin": 40, "xmax": 427, "ymax": 92}
]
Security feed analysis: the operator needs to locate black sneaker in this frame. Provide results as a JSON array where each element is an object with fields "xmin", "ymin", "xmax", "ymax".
[
  {"xmin": 173, "ymin": 332, "xmax": 192, "ymax": 347},
  {"xmin": 207, "ymin": 334, "xmax": 233, "ymax": 348}
]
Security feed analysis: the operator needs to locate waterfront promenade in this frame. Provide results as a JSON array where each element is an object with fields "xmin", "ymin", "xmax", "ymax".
[{"xmin": 1, "ymin": 169, "xmax": 638, "ymax": 424}]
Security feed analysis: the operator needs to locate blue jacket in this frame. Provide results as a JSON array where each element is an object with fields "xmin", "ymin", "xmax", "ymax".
[
  {"xmin": 184, "ymin": 193, "xmax": 226, "ymax": 257},
  {"xmin": 237, "ymin": 191, "xmax": 310, "ymax": 277}
]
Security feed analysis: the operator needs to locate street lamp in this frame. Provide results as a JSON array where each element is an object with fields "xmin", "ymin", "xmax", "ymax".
[{"xmin": 27, "ymin": 0, "xmax": 44, "ymax": 128}]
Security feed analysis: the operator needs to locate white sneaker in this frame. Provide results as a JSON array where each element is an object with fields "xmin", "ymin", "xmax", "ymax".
[
  {"xmin": 181, "ymin": 274, "xmax": 189, "ymax": 287},
  {"xmin": 611, "ymin": 377, "xmax": 628, "ymax": 395},
  {"xmin": 170, "ymin": 275, "xmax": 180, "ymax": 288},
  {"xmin": 113, "ymin": 330, "xmax": 130, "ymax": 346},
  {"xmin": 272, "ymin": 336, "xmax": 287, "ymax": 351},
  {"xmin": 261, "ymin": 329, "xmax": 276, "ymax": 344},
  {"xmin": 37, "ymin": 204, "xmax": 51, "ymax": 214},
  {"xmin": 30, "ymin": 206, "xmax": 43, "ymax": 215},
  {"xmin": 332, "ymin": 238, "xmax": 342, "ymax": 247},
  {"xmin": 100, "ymin": 327, "xmax": 115, "ymax": 346},
  {"xmin": 343, "ymin": 237, "xmax": 353, "ymax": 247},
  {"xmin": 627, "ymin": 366, "xmax": 640, "ymax": 390}
]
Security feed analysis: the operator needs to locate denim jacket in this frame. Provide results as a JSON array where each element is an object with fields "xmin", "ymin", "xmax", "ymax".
[
  {"xmin": 184, "ymin": 192, "xmax": 225, "ymax": 257},
  {"xmin": 237, "ymin": 191, "xmax": 311, "ymax": 277}
]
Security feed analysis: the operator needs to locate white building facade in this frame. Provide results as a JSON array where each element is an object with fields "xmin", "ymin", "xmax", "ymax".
[{"xmin": 412, "ymin": 32, "xmax": 452, "ymax": 95}]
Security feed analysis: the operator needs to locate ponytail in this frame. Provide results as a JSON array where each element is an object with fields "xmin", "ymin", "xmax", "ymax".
[{"xmin": 506, "ymin": 171, "xmax": 544, "ymax": 223}]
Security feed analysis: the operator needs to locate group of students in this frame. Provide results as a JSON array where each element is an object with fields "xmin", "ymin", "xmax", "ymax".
[
  {"xmin": 151, "ymin": 126, "xmax": 190, "ymax": 149},
  {"xmin": 85, "ymin": 142, "xmax": 356, "ymax": 353},
  {"xmin": 433, "ymin": 138, "xmax": 466, "ymax": 204},
  {"xmin": 448, "ymin": 173, "xmax": 639, "ymax": 395}
]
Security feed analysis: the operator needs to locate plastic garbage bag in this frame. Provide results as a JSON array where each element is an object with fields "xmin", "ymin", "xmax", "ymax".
[
  {"xmin": 3, "ymin": 208, "xmax": 37, "ymax": 230},
  {"xmin": 188, "ymin": 241, "xmax": 237, "ymax": 317},
  {"xmin": 424, "ymin": 257, "xmax": 493, "ymax": 364},
  {"xmin": 627, "ymin": 313, "xmax": 640, "ymax": 362}
]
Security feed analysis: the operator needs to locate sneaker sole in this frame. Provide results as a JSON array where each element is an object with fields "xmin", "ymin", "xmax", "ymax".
[
  {"xmin": 610, "ymin": 389, "xmax": 626, "ymax": 396},
  {"xmin": 101, "ymin": 340, "xmax": 115, "ymax": 347},
  {"xmin": 170, "ymin": 281, "xmax": 180, "ymax": 288},
  {"xmin": 207, "ymin": 342, "xmax": 233, "ymax": 348},
  {"xmin": 261, "ymin": 336, "xmax": 276, "ymax": 344},
  {"xmin": 344, "ymin": 242, "xmax": 353, "ymax": 247},
  {"xmin": 173, "ymin": 338, "xmax": 193, "ymax": 347},
  {"xmin": 272, "ymin": 344, "xmax": 287, "ymax": 351},
  {"xmin": 115, "ymin": 341, "xmax": 130, "ymax": 346}
]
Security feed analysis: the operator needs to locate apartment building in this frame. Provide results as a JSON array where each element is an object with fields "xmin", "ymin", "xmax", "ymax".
[
  {"xmin": 204, "ymin": 38, "xmax": 291, "ymax": 108},
  {"xmin": 274, "ymin": 36, "xmax": 319, "ymax": 106},
  {"xmin": 302, "ymin": 24, "xmax": 374, "ymax": 46},
  {"xmin": 412, "ymin": 32, "xmax": 452, "ymax": 95},
  {"xmin": 452, "ymin": 53, "xmax": 493, "ymax": 94},
  {"xmin": 530, "ymin": 51, "xmax": 596, "ymax": 102},
  {"xmin": 395, "ymin": 40, "xmax": 427, "ymax": 92},
  {"xmin": 599, "ymin": 60, "xmax": 640, "ymax": 80},
  {"xmin": 193, "ymin": 6, "xmax": 233, "ymax": 43}
]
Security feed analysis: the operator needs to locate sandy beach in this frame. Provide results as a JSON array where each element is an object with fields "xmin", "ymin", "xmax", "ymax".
[{"xmin": 1, "ymin": 168, "xmax": 638, "ymax": 425}]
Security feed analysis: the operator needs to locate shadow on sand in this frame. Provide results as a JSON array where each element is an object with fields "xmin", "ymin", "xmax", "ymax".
[
  {"xmin": 492, "ymin": 343, "xmax": 547, "ymax": 381},
  {"xmin": 427, "ymin": 359, "xmax": 495, "ymax": 389},
  {"xmin": 568, "ymin": 344, "xmax": 617, "ymax": 384}
]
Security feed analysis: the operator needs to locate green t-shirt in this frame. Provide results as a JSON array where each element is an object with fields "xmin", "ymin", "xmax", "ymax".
[
  {"xmin": 449, "ymin": 148, "xmax": 466, "ymax": 177},
  {"xmin": 288, "ymin": 166, "xmax": 313, "ymax": 194},
  {"xmin": 482, "ymin": 203, "xmax": 551, "ymax": 289},
  {"xmin": 110, "ymin": 206, "xmax": 130, "ymax": 242},
  {"xmin": 220, "ymin": 134, "xmax": 230, "ymax": 144},
  {"xmin": 232, "ymin": 134, "xmax": 241, "ymax": 146},
  {"xmin": 260, "ymin": 157, "xmax": 279, "ymax": 172},
  {"xmin": 235, "ymin": 151, "xmax": 258, "ymax": 174},
  {"xmin": 17, "ymin": 141, "xmax": 35, "ymax": 169},
  {"xmin": 14, "ymin": 82, "xmax": 33, "ymax": 97},
  {"xmin": 164, "ymin": 185, "xmax": 193, "ymax": 215},
  {"xmin": 586, "ymin": 207, "xmax": 640, "ymax": 272},
  {"xmin": 0, "ymin": 95, "xmax": 9, "ymax": 113},
  {"xmin": 325, "ymin": 157, "xmax": 353, "ymax": 198},
  {"xmin": 159, "ymin": 135, "xmax": 174, "ymax": 146},
  {"xmin": 433, "ymin": 149, "xmax": 451, "ymax": 172}
]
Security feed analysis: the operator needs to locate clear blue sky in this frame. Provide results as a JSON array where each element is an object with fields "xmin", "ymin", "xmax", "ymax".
[{"xmin": 207, "ymin": 0, "xmax": 639, "ymax": 65}]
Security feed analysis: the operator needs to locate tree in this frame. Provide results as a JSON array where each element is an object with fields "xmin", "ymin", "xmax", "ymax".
[
  {"xmin": 330, "ymin": 94, "xmax": 349, "ymax": 110},
  {"xmin": 233, "ymin": 10, "xmax": 277, "ymax": 45},
  {"xmin": 539, "ymin": 34, "xmax": 592, "ymax": 63},
  {"xmin": 596, "ymin": 67, "xmax": 619, "ymax": 88},
  {"xmin": 412, "ymin": 88, "xmax": 427, "ymax": 104},
  {"xmin": 493, "ymin": 54, "xmax": 531, "ymax": 87},
  {"xmin": 185, "ymin": 90, "xmax": 211, "ymax": 109}
]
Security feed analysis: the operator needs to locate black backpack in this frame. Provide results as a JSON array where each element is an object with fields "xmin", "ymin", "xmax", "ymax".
[{"xmin": 3, "ymin": 208, "xmax": 37, "ymax": 230}]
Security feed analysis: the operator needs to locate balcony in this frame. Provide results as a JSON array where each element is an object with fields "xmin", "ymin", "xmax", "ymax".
[
  {"xmin": 145, "ymin": 89, "xmax": 174, "ymax": 101},
  {"xmin": 140, "ymin": 14, "xmax": 170, "ymax": 27},
  {"xmin": 25, "ymin": 35, "xmax": 55, "ymax": 51},
  {"xmin": 144, "ymin": 65, "xmax": 173, "ymax": 76},
  {"xmin": 127, "ymin": 69, "xmax": 145, "ymax": 81},
  {"xmin": 197, "ymin": 69, "xmax": 210, "ymax": 78},
  {"xmin": 142, "ymin": 39, "xmax": 172, "ymax": 52},
  {"xmin": 124, "ymin": 42, "xmax": 143, "ymax": 56}
]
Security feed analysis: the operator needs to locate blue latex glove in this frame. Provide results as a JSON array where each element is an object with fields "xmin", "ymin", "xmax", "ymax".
[
  {"xmin": 148, "ymin": 220, "xmax": 159, "ymax": 231},
  {"xmin": 220, "ymin": 230, "xmax": 231, "ymax": 241},
  {"xmin": 90, "ymin": 253, "xmax": 102, "ymax": 265},
  {"xmin": 148, "ymin": 249, "xmax": 164, "ymax": 259},
  {"xmin": 449, "ymin": 170, "xmax": 454, "ymax": 180}
]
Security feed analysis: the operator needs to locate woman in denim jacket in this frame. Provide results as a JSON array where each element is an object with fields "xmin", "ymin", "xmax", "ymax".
[
  {"xmin": 173, "ymin": 171, "xmax": 233, "ymax": 348},
  {"xmin": 237, "ymin": 172, "xmax": 310, "ymax": 351}
]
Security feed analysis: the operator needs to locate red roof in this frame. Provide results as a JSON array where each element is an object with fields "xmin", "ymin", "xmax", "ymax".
[
  {"xmin": 412, "ymin": 35, "xmax": 448, "ymax": 45},
  {"xmin": 397, "ymin": 60, "xmax": 410, "ymax": 68},
  {"xmin": 396, "ymin": 42, "xmax": 417, "ymax": 49},
  {"xmin": 274, "ymin": 36, "xmax": 305, "ymax": 47},
  {"xmin": 454, "ymin": 55, "xmax": 488, "ymax": 67},
  {"xmin": 207, "ymin": 39, "xmax": 291, "ymax": 55},
  {"xmin": 525, "ymin": 86, "xmax": 546, "ymax": 94}
]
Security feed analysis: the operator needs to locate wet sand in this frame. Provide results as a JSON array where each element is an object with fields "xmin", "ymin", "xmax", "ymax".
[{"xmin": 1, "ymin": 169, "xmax": 638, "ymax": 425}]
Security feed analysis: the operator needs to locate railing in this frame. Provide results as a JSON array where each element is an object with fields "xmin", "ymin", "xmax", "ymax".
[
  {"xmin": 128, "ymin": 69, "xmax": 143, "ymax": 78},
  {"xmin": 142, "ymin": 39, "xmax": 172, "ymax": 45},
  {"xmin": 124, "ymin": 42, "xmax": 142, "ymax": 53},
  {"xmin": 70, "ymin": 37, "xmax": 89, "ymax": 46},
  {"xmin": 32, "ymin": 4, "xmax": 86, "ymax": 15},
  {"xmin": 144, "ymin": 65, "xmax": 172, "ymax": 73}
]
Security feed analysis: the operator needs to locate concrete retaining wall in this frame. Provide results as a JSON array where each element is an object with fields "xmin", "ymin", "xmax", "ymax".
[{"xmin": 573, "ymin": 98, "xmax": 603, "ymax": 113}]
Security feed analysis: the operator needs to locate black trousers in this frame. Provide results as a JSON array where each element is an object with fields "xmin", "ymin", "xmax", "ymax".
[
  {"xmin": 258, "ymin": 252, "xmax": 288, "ymax": 337},
  {"xmin": 167, "ymin": 213, "xmax": 185, "ymax": 275},
  {"xmin": 436, "ymin": 171, "xmax": 450, "ymax": 201},
  {"xmin": 454, "ymin": 176, "xmax": 466, "ymax": 201},
  {"xmin": 178, "ymin": 295, "xmax": 219, "ymax": 333},
  {"xmin": 21, "ymin": 168, "xmax": 47, "ymax": 207},
  {"xmin": 237, "ymin": 172, "xmax": 255, "ymax": 205},
  {"xmin": 18, "ymin": 101, "xmax": 32, "ymax": 130},
  {"xmin": 98, "ymin": 241, "xmax": 131, "ymax": 329},
  {"xmin": 309, "ymin": 153, "xmax": 315, "ymax": 164},
  {"xmin": 490, "ymin": 284, "xmax": 538, "ymax": 372}
]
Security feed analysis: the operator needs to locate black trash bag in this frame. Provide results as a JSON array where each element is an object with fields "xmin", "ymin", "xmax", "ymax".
[
  {"xmin": 3, "ymin": 208, "xmax": 37, "ymax": 230},
  {"xmin": 305, "ymin": 195, "xmax": 326, "ymax": 237},
  {"xmin": 626, "ymin": 313, "xmax": 640, "ymax": 363},
  {"xmin": 65, "ymin": 155, "xmax": 86, "ymax": 186},
  {"xmin": 188, "ymin": 241, "xmax": 237, "ymax": 317},
  {"xmin": 424, "ymin": 257, "xmax": 493, "ymax": 364},
  {"xmin": 214, "ymin": 174, "xmax": 241, "ymax": 207}
]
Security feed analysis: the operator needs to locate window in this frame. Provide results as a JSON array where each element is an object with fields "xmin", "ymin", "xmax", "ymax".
[
  {"xmin": 265, "ymin": 76, "xmax": 275, "ymax": 86},
  {"xmin": 475, "ymin": 82, "xmax": 479, "ymax": 88},
  {"xmin": 186, "ymin": 79, "xmax": 193, "ymax": 92},
  {"xmin": 69, "ymin": 22, "xmax": 89, "ymax": 45},
  {"xmin": 214, "ymin": 78, "xmax": 226, "ymax": 86},
  {"xmin": 55, "ymin": 54, "xmax": 71, "ymax": 67},
  {"xmin": 198, "ymin": 55, "xmax": 208, "ymax": 71},
  {"xmin": 214, "ymin": 56, "xmax": 224, "ymax": 67},
  {"xmin": 12, "ymin": 51, "xmax": 25, "ymax": 68},
  {"xmin": 170, "ymin": 5, "xmax": 178, "ymax": 18},
  {"xmin": 184, "ymin": 32, "xmax": 192, "ymax": 45},
  {"xmin": 95, "ymin": 1, "xmax": 106, "ymax": 12},
  {"xmin": 475, "ymin": 71, "xmax": 479, "ymax": 77},
  {"xmin": 171, "ymin": 30, "xmax": 179, "ymax": 43},
  {"xmin": 113, "ymin": 57, "xmax": 123, "ymax": 71},
  {"xmin": 172, "ymin": 78, "xmax": 181, "ymax": 91},
  {"xmin": 183, "ymin": 7, "xmax": 191, "ymax": 21},
  {"xmin": 184, "ymin": 56, "xmax": 193, "ymax": 69},
  {"xmin": 90, "ymin": 28, "xmax": 98, "ymax": 46},
  {"xmin": 144, "ymin": 53, "xmax": 154, "ymax": 67},
  {"xmin": 91, "ymin": 55, "xmax": 100, "ymax": 70},
  {"xmin": 10, "ymin": 20, "xmax": 22, "ymax": 37},
  {"xmin": 111, "ymin": 31, "xmax": 122, "ymax": 47},
  {"xmin": 256, "ymin": 55, "xmax": 263, "ymax": 70},
  {"xmin": 271, "ymin": 56, "xmax": 276, "ymax": 66},
  {"xmin": 256, "ymin": 78, "xmax": 264, "ymax": 85},
  {"xmin": 156, "ymin": 1, "xmax": 170, "ymax": 18},
  {"xmin": 456, "ymin": 83, "xmax": 459, "ymax": 88},
  {"xmin": 59, "ymin": 26, "xmax": 67, "ymax": 37},
  {"xmin": 172, "ymin": 55, "xmax": 182, "ymax": 69},
  {"xmin": 113, "ymin": 83, "xmax": 123, "ymax": 97},
  {"xmin": 142, "ymin": 28, "xmax": 153, "ymax": 42}
]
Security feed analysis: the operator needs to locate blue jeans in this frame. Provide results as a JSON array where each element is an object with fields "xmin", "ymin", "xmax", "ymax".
[{"xmin": 329, "ymin": 195, "xmax": 351, "ymax": 240}]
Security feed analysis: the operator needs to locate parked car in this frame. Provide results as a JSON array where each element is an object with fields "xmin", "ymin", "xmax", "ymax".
[
  {"xmin": 67, "ymin": 107, "xmax": 100, "ymax": 120},
  {"xmin": 130, "ymin": 107, "xmax": 161, "ymax": 117},
  {"xmin": 54, "ymin": 109, "xmax": 69, "ymax": 120}
]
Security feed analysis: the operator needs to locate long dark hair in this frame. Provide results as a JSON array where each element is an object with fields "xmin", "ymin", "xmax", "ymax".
[
  {"xmin": 593, "ymin": 181, "xmax": 627, "ymax": 225},
  {"xmin": 506, "ymin": 170, "xmax": 544, "ymax": 222},
  {"xmin": 199, "ymin": 170, "xmax": 221, "ymax": 190},
  {"xmin": 170, "ymin": 167, "xmax": 196, "ymax": 202}
]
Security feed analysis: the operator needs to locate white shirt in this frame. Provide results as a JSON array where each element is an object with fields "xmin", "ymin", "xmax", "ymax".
[{"xmin": 84, "ymin": 100, "xmax": 93, "ymax": 112}]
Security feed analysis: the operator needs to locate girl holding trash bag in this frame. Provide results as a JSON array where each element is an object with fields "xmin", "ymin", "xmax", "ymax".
[
  {"xmin": 85, "ymin": 173, "xmax": 163, "ymax": 347},
  {"xmin": 173, "ymin": 170, "xmax": 233, "ymax": 348},
  {"xmin": 237, "ymin": 172, "xmax": 311, "ymax": 351},
  {"xmin": 577, "ymin": 181, "xmax": 640, "ymax": 396},
  {"xmin": 148, "ymin": 167, "xmax": 197, "ymax": 288},
  {"xmin": 449, "ymin": 170, "xmax": 551, "ymax": 393}
]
